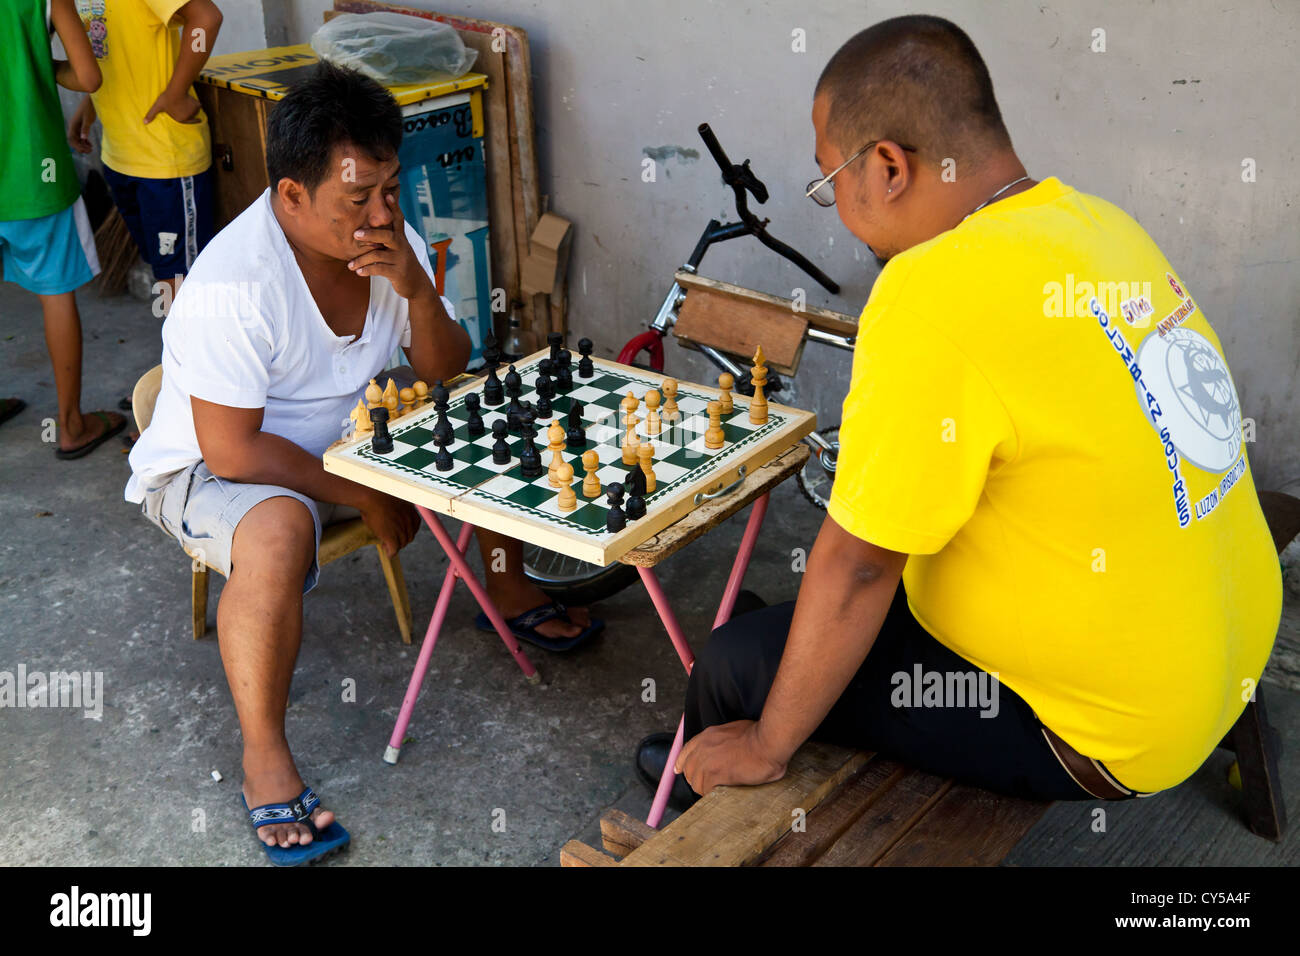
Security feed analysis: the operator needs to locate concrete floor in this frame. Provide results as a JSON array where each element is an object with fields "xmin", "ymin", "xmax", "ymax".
[{"xmin": 1, "ymin": 279, "xmax": 1296, "ymax": 866}]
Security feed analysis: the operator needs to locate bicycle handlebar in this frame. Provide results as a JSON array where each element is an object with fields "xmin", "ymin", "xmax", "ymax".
[{"xmin": 697, "ymin": 123, "xmax": 838, "ymax": 295}]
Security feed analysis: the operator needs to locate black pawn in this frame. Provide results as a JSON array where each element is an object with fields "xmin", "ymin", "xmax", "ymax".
[
  {"xmin": 556, "ymin": 350, "xmax": 573, "ymax": 391},
  {"xmin": 605, "ymin": 482, "xmax": 627, "ymax": 532},
  {"xmin": 490, "ymin": 419, "xmax": 511, "ymax": 465},
  {"xmin": 625, "ymin": 465, "xmax": 647, "ymax": 520},
  {"xmin": 433, "ymin": 429, "xmax": 454, "ymax": 471},
  {"xmin": 464, "ymin": 392, "xmax": 485, "ymax": 438},
  {"xmin": 519, "ymin": 410, "xmax": 543, "ymax": 479},
  {"xmin": 483, "ymin": 334, "xmax": 504, "ymax": 406},
  {"xmin": 505, "ymin": 365, "xmax": 525, "ymax": 432},
  {"xmin": 577, "ymin": 337, "xmax": 594, "ymax": 378},
  {"xmin": 535, "ymin": 358, "xmax": 554, "ymax": 399},
  {"xmin": 369, "ymin": 406, "xmax": 393, "ymax": 454},
  {"xmin": 566, "ymin": 401, "xmax": 586, "ymax": 449},
  {"xmin": 547, "ymin": 331, "xmax": 563, "ymax": 364}
]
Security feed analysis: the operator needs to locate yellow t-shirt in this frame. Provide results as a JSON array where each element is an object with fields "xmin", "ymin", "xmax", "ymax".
[
  {"xmin": 78, "ymin": 0, "xmax": 210, "ymax": 179},
  {"xmin": 827, "ymin": 177, "xmax": 1280, "ymax": 793}
]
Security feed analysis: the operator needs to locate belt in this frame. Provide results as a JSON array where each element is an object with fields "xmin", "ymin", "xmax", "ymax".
[{"xmin": 1040, "ymin": 724, "xmax": 1153, "ymax": 800}]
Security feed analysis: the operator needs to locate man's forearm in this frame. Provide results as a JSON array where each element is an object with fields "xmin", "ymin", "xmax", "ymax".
[
  {"xmin": 54, "ymin": 60, "xmax": 92, "ymax": 92},
  {"xmin": 753, "ymin": 530, "xmax": 903, "ymax": 765},
  {"xmin": 405, "ymin": 286, "xmax": 472, "ymax": 383},
  {"xmin": 164, "ymin": 9, "xmax": 221, "ymax": 103},
  {"xmin": 210, "ymin": 431, "xmax": 372, "ymax": 509}
]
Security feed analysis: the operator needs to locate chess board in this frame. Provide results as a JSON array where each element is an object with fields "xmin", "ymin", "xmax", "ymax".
[{"xmin": 323, "ymin": 349, "xmax": 816, "ymax": 565}]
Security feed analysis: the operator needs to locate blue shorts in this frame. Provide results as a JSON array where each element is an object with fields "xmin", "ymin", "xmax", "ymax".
[
  {"xmin": 102, "ymin": 165, "xmax": 214, "ymax": 282},
  {"xmin": 0, "ymin": 197, "xmax": 100, "ymax": 295}
]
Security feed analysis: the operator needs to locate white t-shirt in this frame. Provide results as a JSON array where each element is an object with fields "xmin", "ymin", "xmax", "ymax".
[{"xmin": 125, "ymin": 189, "xmax": 454, "ymax": 503}]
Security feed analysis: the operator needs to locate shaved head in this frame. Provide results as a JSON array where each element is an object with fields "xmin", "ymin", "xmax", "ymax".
[{"xmin": 816, "ymin": 15, "xmax": 1011, "ymax": 170}]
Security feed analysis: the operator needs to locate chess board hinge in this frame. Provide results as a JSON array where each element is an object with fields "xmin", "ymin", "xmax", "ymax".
[{"xmin": 694, "ymin": 464, "xmax": 747, "ymax": 505}]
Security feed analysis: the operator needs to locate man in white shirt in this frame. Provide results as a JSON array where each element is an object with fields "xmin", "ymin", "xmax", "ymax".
[{"xmin": 127, "ymin": 63, "xmax": 596, "ymax": 863}]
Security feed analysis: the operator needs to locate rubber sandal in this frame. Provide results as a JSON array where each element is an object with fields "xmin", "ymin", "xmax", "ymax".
[
  {"xmin": 242, "ymin": 786, "xmax": 351, "ymax": 867},
  {"xmin": 54, "ymin": 410, "xmax": 125, "ymax": 460},
  {"xmin": 475, "ymin": 601, "xmax": 605, "ymax": 652},
  {"xmin": 0, "ymin": 398, "xmax": 25, "ymax": 427}
]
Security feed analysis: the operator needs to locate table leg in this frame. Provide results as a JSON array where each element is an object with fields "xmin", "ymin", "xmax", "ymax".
[
  {"xmin": 417, "ymin": 507, "xmax": 540, "ymax": 684},
  {"xmin": 384, "ymin": 522, "xmax": 474, "ymax": 765},
  {"xmin": 714, "ymin": 492, "xmax": 769, "ymax": 629},
  {"xmin": 646, "ymin": 716, "xmax": 686, "ymax": 829},
  {"xmin": 636, "ymin": 565, "xmax": 696, "ymax": 673},
  {"xmin": 639, "ymin": 493, "xmax": 772, "ymax": 827}
]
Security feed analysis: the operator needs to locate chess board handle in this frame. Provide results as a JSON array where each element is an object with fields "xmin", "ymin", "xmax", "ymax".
[{"xmin": 693, "ymin": 464, "xmax": 748, "ymax": 506}]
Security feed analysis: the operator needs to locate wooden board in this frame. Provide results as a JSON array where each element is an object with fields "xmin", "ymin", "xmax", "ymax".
[
  {"xmin": 322, "ymin": 350, "xmax": 815, "ymax": 566},
  {"xmin": 673, "ymin": 280, "xmax": 809, "ymax": 375},
  {"xmin": 757, "ymin": 756, "xmax": 907, "ymax": 866},
  {"xmin": 675, "ymin": 270, "xmax": 860, "ymax": 346},
  {"xmin": 618, "ymin": 743, "xmax": 867, "ymax": 867},
  {"xmin": 873, "ymin": 784, "xmax": 1050, "ymax": 867},
  {"xmin": 334, "ymin": 2, "xmax": 549, "ymax": 343},
  {"xmin": 813, "ymin": 770, "xmax": 952, "ymax": 866}
]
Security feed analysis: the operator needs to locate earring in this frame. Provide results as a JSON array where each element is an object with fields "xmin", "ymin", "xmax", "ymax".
[{"xmin": 888, "ymin": 188, "xmax": 892, "ymax": 193}]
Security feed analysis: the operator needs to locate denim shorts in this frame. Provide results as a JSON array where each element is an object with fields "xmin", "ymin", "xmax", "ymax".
[{"xmin": 139, "ymin": 461, "xmax": 359, "ymax": 593}]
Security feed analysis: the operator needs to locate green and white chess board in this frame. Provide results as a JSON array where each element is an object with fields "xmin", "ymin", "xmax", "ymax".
[{"xmin": 324, "ymin": 349, "xmax": 816, "ymax": 565}]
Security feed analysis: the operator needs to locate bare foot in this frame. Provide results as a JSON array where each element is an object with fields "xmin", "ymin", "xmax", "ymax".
[{"xmin": 242, "ymin": 745, "xmax": 336, "ymax": 849}]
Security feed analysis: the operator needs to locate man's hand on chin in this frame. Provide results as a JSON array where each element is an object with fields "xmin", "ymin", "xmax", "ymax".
[
  {"xmin": 675, "ymin": 719, "xmax": 788, "ymax": 796},
  {"xmin": 348, "ymin": 193, "xmax": 433, "ymax": 302}
]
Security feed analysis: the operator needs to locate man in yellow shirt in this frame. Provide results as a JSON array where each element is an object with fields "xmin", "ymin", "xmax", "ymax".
[
  {"xmin": 647, "ymin": 15, "xmax": 1280, "ymax": 806},
  {"xmin": 68, "ymin": 0, "xmax": 222, "ymax": 298}
]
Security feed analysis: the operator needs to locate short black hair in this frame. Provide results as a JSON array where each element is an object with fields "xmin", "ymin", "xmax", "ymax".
[
  {"xmin": 266, "ymin": 60, "xmax": 403, "ymax": 195},
  {"xmin": 816, "ymin": 16, "xmax": 1011, "ymax": 166}
]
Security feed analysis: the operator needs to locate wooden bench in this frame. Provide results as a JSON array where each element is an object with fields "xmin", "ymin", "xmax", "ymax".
[
  {"xmin": 562, "ymin": 491, "xmax": 1298, "ymax": 866},
  {"xmin": 561, "ymin": 743, "xmax": 1050, "ymax": 866}
]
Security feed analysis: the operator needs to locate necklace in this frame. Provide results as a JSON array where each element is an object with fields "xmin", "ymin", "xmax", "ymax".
[{"xmin": 964, "ymin": 175, "xmax": 1032, "ymax": 220}]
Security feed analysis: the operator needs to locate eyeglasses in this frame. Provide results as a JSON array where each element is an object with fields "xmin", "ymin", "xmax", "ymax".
[{"xmin": 805, "ymin": 140, "xmax": 917, "ymax": 207}]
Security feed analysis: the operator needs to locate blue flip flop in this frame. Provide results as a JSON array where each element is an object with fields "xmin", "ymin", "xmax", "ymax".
[
  {"xmin": 242, "ymin": 786, "xmax": 351, "ymax": 867},
  {"xmin": 475, "ymin": 601, "xmax": 605, "ymax": 652}
]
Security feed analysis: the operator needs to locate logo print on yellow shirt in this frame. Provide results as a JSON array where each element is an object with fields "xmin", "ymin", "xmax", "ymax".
[
  {"xmin": 77, "ymin": 0, "xmax": 108, "ymax": 59},
  {"xmin": 1134, "ymin": 327, "xmax": 1242, "ymax": 474}
]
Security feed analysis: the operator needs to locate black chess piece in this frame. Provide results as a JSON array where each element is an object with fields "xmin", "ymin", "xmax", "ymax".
[
  {"xmin": 464, "ymin": 392, "xmax": 485, "ymax": 438},
  {"xmin": 547, "ymin": 331, "xmax": 563, "ymax": 364},
  {"xmin": 369, "ymin": 406, "xmax": 393, "ymax": 454},
  {"xmin": 431, "ymin": 379, "xmax": 453, "ymax": 444},
  {"xmin": 577, "ymin": 337, "xmax": 595, "ymax": 378},
  {"xmin": 483, "ymin": 334, "xmax": 504, "ymax": 405},
  {"xmin": 433, "ymin": 427, "xmax": 454, "ymax": 471},
  {"xmin": 519, "ymin": 410, "xmax": 543, "ymax": 479},
  {"xmin": 505, "ymin": 365, "xmax": 525, "ymax": 432},
  {"xmin": 556, "ymin": 350, "xmax": 573, "ymax": 392},
  {"xmin": 566, "ymin": 401, "xmax": 586, "ymax": 449},
  {"xmin": 606, "ymin": 482, "xmax": 627, "ymax": 532},
  {"xmin": 536, "ymin": 393, "xmax": 552, "ymax": 419},
  {"xmin": 490, "ymin": 419, "xmax": 511, "ymax": 465},
  {"xmin": 535, "ymin": 358, "xmax": 554, "ymax": 399},
  {"xmin": 625, "ymin": 465, "xmax": 647, "ymax": 520}
]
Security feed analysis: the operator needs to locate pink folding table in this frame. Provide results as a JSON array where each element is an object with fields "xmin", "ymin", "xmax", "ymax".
[{"xmin": 378, "ymin": 443, "xmax": 810, "ymax": 828}]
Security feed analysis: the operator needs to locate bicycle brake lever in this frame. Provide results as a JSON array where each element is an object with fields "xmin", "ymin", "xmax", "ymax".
[{"xmin": 738, "ymin": 159, "xmax": 769, "ymax": 204}]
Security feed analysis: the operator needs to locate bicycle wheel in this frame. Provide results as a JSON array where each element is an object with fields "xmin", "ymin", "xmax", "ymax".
[
  {"xmin": 796, "ymin": 426, "xmax": 839, "ymax": 511},
  {"xmin": 522, "ymin": 545, "xmax": 640, "ymax": 606}
]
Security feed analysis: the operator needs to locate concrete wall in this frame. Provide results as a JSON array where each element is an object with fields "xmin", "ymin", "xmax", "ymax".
[{"xmin": 224, "ymin": 1, "xmax": 1300, "ymax": 492}]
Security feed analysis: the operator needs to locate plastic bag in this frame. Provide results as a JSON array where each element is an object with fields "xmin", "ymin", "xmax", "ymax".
[{"xmin": 309, "ymin": 12, "xmax": 478, "ymax": 85}]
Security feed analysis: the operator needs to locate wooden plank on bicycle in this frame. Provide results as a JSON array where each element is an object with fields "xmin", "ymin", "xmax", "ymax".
[{"xmin": 672, "ymin": 274, "xmax": 809, "ymax": 374}]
